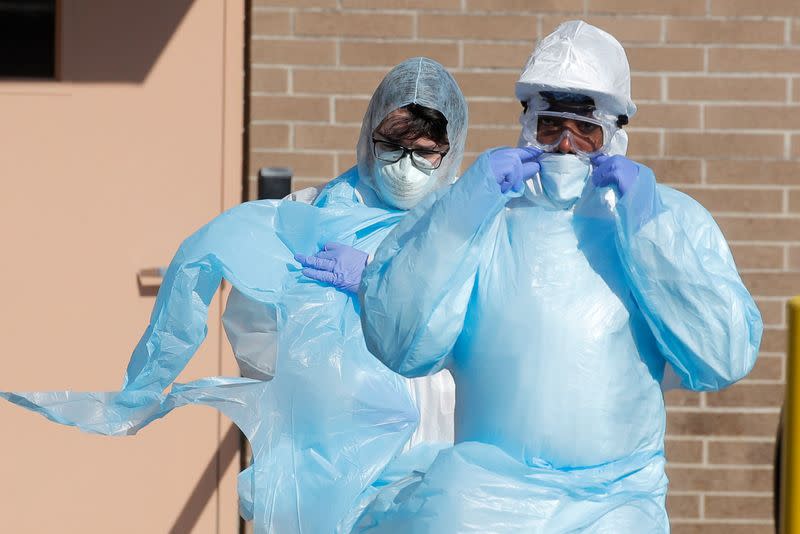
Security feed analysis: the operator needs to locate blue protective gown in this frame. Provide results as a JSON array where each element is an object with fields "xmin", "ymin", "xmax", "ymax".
[
  {"xmin": 358, "ymin": 151, "xmax": 763, "ymax": 532},
  {"xmin": 2, "ymin": 168, "xmax": 443, "ymax": 534}
]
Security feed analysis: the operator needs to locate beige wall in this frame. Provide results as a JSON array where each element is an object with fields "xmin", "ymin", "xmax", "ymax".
[
  {"xmin": 248, "ymin": 1, "xmax": 800, "ymax": 531},
  {"xmin": 0, "ymin": 1, "xmax": 244, "ymax": 532}
]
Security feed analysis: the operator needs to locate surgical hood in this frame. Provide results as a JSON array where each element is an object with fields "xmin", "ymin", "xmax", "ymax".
[{"xmin": 515, "ymin": 20, "xmax": 636, "ymax": 120}]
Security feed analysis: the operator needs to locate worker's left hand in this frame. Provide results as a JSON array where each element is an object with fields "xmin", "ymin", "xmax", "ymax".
[
  {"xmin": 295, "ymin": 242, "xmax": 368, "ymax": 295},
  {"xmin": 590, "ymin": 154, "xmax": 640, "ymax": 197},
  {"xmin": 591, "ymin": 154, "xmax": 658, "ymax": 229}
]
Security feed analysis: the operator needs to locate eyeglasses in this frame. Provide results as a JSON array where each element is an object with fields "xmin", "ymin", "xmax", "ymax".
[{"xmin": 372, "ymin": 138, "xmax": 449, "ymax": 171}]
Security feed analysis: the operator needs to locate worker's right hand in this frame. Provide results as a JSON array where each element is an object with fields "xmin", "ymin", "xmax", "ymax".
[{"xmin": 488, "ymin": 147, "xmax": 542, "ymax": 194}]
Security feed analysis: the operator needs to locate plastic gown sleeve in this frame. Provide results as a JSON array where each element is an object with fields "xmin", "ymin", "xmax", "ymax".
[
  {"xmin": 614, "ymin": 165, "xmax": 762, "ymax": 391},
  {"xmin": 221, "ymin": 186, "xmax": 320, "ymax": 381},
  {"xmin": 360, "ymin": 152, "xmax": 506, "ymax": 377}
]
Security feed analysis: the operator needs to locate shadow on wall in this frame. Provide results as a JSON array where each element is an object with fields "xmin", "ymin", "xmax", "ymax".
[{"xmin": 60, "ymin": 0, "xmax": 194, "ymax": 83}]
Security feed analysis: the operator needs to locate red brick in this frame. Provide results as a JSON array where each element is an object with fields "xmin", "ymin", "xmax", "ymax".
[
  {"xmin": 627, "ymin": 47, "xmax": 705, "ymax": 72},
  {"xmin": 251, "ymin": 67, "xmax": 288, "ymax": 93},
  {"xmin": 747, "ymin": 354, "xmax": 783, "ymax": 381},
  {"xmin": 293, "ymin": 69, "xmax": 386, "ymax": 95},
  {"xmin": 664, "ymin": 133, "xmax": 784, "ymax": 159},
  {"xmin": 794, "ymin": 19, "xmax": 800, "ymax": 46},
  {"xmin": 666, "ymin": 438, "xmax": 703, "ymax": 463},
  {"xmin": 666, "ymin": 465, "xmax": 773, "ymax": 491},
  {"xmin": 790, "ymin": 246, "xmax": 800, "ymax": 270},
  {"xmin": 707, "ymin": 439, "xmax": 776, "ymax": 465},
  {"xmin": 419, "ymin": 14, "xmax": 538, "ymax": 41},
  {"xmin": 335, "ymin": 151, "xmax": 358, "ymax": 176},
  {"xmin": 676, "ymin": 186, "xmax": 783, "ymax": 214},
  {"xmin": 251, "ymin": 11, "xmax": 291, "ymax": 36},
  {"xmin": 638, "ymin": 159, "xmax": 702, "ymax": 185},
  {"xmin": 668, "ymin": 76, "xmax": 786, "ymax": 102},
  {"xmin": 453, "ymin": 71, "xmax": 520, "ymax": 99},
  {"xmin": 295, "ymin": 124, "xmax": 360, "ymax": 150},
  {"xmin": 709, "ymin": 48, "xmax": 800, "ymax": 74},
  {"xmin": 465, "ymin": 126, "xmax": 521, "ymax": 153},
  {"xmin": 666, "ymin": 411, "xmax": 779, "ymax": 437},
  {"xmin": 250, "ymin": 124, "xmax": 290, "ymax": 149},
  {"xmin": 706, "ymin": 383, "xmax": 784, "ymax": 408},
  {"xmin": 542, "ymin": 15, "xmax": 663, "ymax": 44},
  {"xmin": 711, "ymin": 0, "xmax": 800, "ymax": 16},
  {"xmin": 625, "ymin": 131, "xmax": 661, "ymax": 157},
  {"xmin": 706, "ymin": 105, "xmax": 800, "ymax": 131},
  {"xmin": 463, "ymin": 43, "xmax": 534, "ymax": 69},
  {"xmin": 588, "ymin": 0, "xmax": 704, "ymax": 15},
  {"xmin": 742, "ymin": 272, "xmax": 800, "ymax": 298},
  {"xmin": 667, "ymin": 19, "xmax": 785, "ymax": 45},
  {"xmin": 755, "ymin": 300, "xmax": 785, "ymax": 327},
  {"xmin": 467, "ymin": 99, "xmax": 522, "ymax": 125},
  {"xmin": 633, "ymin": 103, "xmax": 701, "ymax": 129},
  {"xmin": 251, "ymin": 96, "xmax": 330, "ymax": 122},
  {"xmin": 665, "ymin": 389, "xmax": 702, "ymax": 407},
  {"xmin": 340, "ymin": 42, "xmax": 459, "ymax": 68},
  {"xmin": 343, "ymin": 0, "xmax": 461, "ymax": 8},
  {"xmin": 632, "ymin": 75, "xmax": 663, "ymax": 101},
  {"xmin": 706, "ymin": 160, "xmax": 800, "ymax": 186},
  {"xmin": 705, "ymin": 495, "xmax": 773, "ymax": 519},
  {"xmin": 790, "ymin": 189, "xmax": 800, "ymax": 213},
  {"xmin": 254, "ymin": 0, "xmax": 336, "ymax": 5},
  {"xmin": 466, "ymin": 0, "xmax": 583, "ymax": 12},
  {"xmin": 250, "ymin": 151, "xmax": 335, "ymax": 179},
  {"xmin": 760, "ymin": 327, "xmax": 787, "ymax": 352},
  {"xmin": 334, "ymin": 97, "xmax": 370, "ymax": 124},
  {"xmin": 717, "ymin": 216, "xmax": 800, "ymax": 242},
  {"xmin": 730, "ymin": 244, "xmax": 785, "ymax": 270},
  {"xmin": 667, "ymin": 493, "xmax": 700, "ymax": 518},
  {"xmin": 296, "ymin": 12, "xmax": 413, "ymax": 38},
  {"xmin": 251, "ymin": 39, "xmax": 336, "ymax": 66},
  {"xmin": 671, "ymin": 523, "xmax": 775, "ymax": 534}
]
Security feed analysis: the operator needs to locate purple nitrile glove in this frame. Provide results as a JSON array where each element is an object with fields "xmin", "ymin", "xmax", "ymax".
[
  {"xmin": 590, "ymin": 154, "xmax": 639, "ymax": 197},
  {"xmin": 488, "ymin": 147, "xmax": 542, "ymax": 194},
  {"xmin": 591, "ymin": 154, "xmax": 659, "ymax": 230},
  {"xmin": 294, "ymin": 242, "xmax": 369, "ymax": 295}
]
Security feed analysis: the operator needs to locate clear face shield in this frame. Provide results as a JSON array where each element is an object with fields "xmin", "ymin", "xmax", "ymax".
[{"xmin": 520, "ymin": 97, "xmax": 620, "ymax": 160}]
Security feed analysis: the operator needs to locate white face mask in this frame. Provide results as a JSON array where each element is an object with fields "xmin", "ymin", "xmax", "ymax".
[
  {"xmin": 536, "ymin": 153, "xmax": 592, "ymax": 209},
  {"xmin": 373, "ymin": 155, "xmax": 436, "ymax": 210}
]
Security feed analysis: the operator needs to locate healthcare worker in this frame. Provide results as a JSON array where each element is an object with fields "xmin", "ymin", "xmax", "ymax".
[
  {"xmin": 3, "ymin": 57, "xmax": 467, "ymax": 534},
  {"xmin": 223, "ymin": 56, "xmax": 463, "ymax": 450},
  {"xmin": 358, "ymin": 21, "xmax": 762, "ymax": 532}
]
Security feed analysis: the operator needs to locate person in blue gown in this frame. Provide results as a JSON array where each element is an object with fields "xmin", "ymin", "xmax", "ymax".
[{"xmin": 357, "ymin": 21, "xmax": 762, "ymax": 532}]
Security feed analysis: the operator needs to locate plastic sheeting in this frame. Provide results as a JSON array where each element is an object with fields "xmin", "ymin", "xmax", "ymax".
[
  {"xmin": 359, "ymin": 151, "xmax": 763, "ymax": 532},
  {"xmin": 1, "ymin": 173, "xmax": 425, "ymax": 533}
]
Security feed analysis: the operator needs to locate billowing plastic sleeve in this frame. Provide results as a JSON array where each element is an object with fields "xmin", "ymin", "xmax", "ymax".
[
  {"xmin": 360, "ymin": 152, "xmax": 507, "ymax": 377},
  {"xmin": 614, "ymin": 166, "xmax": 763, "ymax": 391},
  {"xmin": 221, "ymin": 186, "xmax": 320, "ymax": 382}
]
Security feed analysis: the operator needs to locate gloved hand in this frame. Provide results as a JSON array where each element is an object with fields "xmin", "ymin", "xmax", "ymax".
[
  {"xmin": 589, "ymin": 154, "xmax": 639, "ymax": 197},
  {"xmin": 295, "ymin": 242, "xmax": 369, "ymax": 295},
  {"xmin": 591, "ymin": 154, "xmax": 658, "ymax": 229},
  {"xmin": 489, "ymin": 147, "xmax": 542, "ymax": 194}
]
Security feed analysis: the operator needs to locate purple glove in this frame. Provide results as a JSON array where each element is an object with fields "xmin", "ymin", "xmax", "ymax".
[
  {"xmin": 489, "ymin": 147, "xmax": 542, "ymax": 194},
  {"xmin": 295, "ymin": 242, "xmax": 368, "ymax": 294},
  {"xmin": 590, "ymin": 154, "xmax": 639, "ymax": 197},
  {"xmin": 591, "ymin": 154, "xmax": 659, "ymax": 229}
]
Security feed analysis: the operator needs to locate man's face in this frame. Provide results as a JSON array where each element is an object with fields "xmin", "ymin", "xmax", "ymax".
[{"xmin": 372, "ymin": 108, "xmax": 449, "ymax": 170}]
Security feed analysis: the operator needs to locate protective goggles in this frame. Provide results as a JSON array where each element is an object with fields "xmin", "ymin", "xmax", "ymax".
[{"xmin": 521, "ymin": 110, "xmax": 618, "ymax": 157}]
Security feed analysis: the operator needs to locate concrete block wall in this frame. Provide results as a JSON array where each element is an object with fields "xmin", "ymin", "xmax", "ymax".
[{"xmin": 248, "ymin": 1, "xmax": 800, "ymax": 531}]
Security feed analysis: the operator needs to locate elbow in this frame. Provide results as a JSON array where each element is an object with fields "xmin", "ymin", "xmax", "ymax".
[{"xmin": 681, "ymin": 309, "xmax": 763, "ymax": 391}]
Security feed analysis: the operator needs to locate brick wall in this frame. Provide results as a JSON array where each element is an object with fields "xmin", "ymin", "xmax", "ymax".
[{"xmin": 247, "ymin": 1, "xmax": 800, "ymax": 531}]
